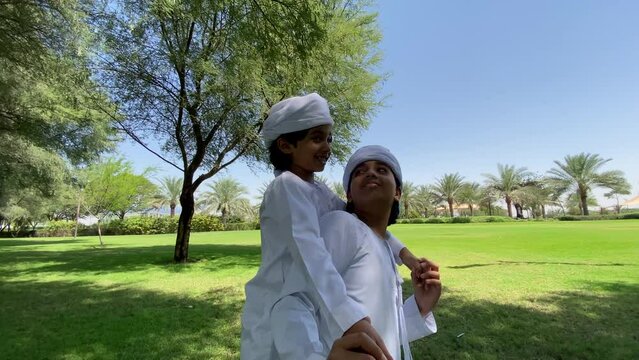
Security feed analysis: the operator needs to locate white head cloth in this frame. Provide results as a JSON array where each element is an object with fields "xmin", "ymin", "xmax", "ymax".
[
  {"xmin": 342, "ymin": 145, "xmax": 403, "ymax": 192},
  {"xmin": 261, "ymin": 93, "xmax": 334, "ymax": 147}
]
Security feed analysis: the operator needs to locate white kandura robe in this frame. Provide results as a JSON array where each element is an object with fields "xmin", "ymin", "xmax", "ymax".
[
  {"xmin": 270, "ymin": 210, "xmax": 437, "ymax": 360},
  {"xmin": 240, "ymin": 171, "xmax": 407, "ymax": 360}
]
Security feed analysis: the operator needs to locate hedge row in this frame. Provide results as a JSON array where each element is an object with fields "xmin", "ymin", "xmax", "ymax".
[
  {"xmin": 40, "ymin": 215, "xmax": 259, "ymax": 237},
  {"xmin": 557, "ymin": 213, "xmax": 639, "ymax": 221},
  {"xmin": 396, "ymin": 216, "xmax": 515, "ymax": 224}
]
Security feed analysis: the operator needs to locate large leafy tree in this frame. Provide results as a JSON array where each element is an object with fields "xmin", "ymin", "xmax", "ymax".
[
  {"xmin": 199, "ymin": 178, "xmax": 253, "ymax": 223},
  {"xmin": 0, "ymin": 0, "xmax": 115, "ymax": 206},
  {"xmin": 93, "ymin": 0, "xmax": 384, "ymax": 262},
  {"xmin": 432, "ymin": 173, "xmax": 465, "ymax": 217},
  {"xmin": 83, "ymin": 158, "xmax": 156, "ymax": 245},
  {"xmin": 154, "ymin": 176, "xmax": 183, "ymax": 217},
  {"xmin": 547, "ymin": 153, "xmax": 629, "ymax": 215},
  {"xmin": 483, "ymin": 164, "xmax": 532, "ymax": 218},
  {"xmin": 604, "ymin": 181, "xmax": 631, "ymax": 214}
]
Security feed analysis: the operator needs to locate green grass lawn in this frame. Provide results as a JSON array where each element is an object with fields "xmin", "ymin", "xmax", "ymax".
[{"xmin": 1, "ymin": 221, "xmax": 638, "ymax": 359}]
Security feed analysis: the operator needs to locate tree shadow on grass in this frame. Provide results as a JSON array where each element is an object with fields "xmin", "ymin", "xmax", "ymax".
[
  {"xmin": 0, "ymin": 244, "xmax": 261, "ymax": 278},
  {"xmin": 449, "ymin": 261, "xmax": 635, "ymax": 269},
  {"xmin": 0, "ymin": 239, "xmax": 84, "ymax": 247},
  {"xmin": 404, "ymin": 281, "xmax": 639, "ymax": 360},
  {"xmin": 0, "ymin": 279, "xmax": 245, "ymax": 359}
]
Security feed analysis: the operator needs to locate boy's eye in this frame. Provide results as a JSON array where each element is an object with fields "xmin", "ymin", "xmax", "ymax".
[
  {"xmin": 327, "ymin": 135, "xmax": 333, "ymax": 143},
  {"xmin": 378, "ymin": 167, "xmax": 387, "ymax": 173}
]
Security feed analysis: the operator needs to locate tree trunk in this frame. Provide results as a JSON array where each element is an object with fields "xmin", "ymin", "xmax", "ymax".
[
  {"xmin": 174, "ymin": 185, "xmax": 195, "ymax": 263},
  {"xmin": 506, "ymin": 196, "xmax": 513, "ymax": 217},
  {"xmin": 170, "ymin": 203, "xmax": 176, "ymax": 217},
  {"xmin": 469, "ymin": 205, "xmax": 474, "ymax": 216},
  {"xmin": 97, "ymin": 219, "xmax": 104, "ymax": 246},
  {"xmin": 580, "ymin": 191, "xmax": 589, "ymax": 215},
  {"xmin": 119, "ymin": 211, "xmax": 125, "ymax": 220},
  {"xmin": 514, "ymin": 203, "xmax": 524, "ymax": 219},
  {"xmin": 74, "ymin": 198, "xmax": 81, "ymax": 239},
  {"xmin": 541, "ymin": 205, "xmax": 546, "ymax": 218},
  {"xmin": 448, "ymin": 199, "xmax": 454, "ymax": 217}
]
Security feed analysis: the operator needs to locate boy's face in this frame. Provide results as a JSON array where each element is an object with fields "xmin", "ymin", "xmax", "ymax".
[
  {"xmin": 347, "ymin": 160, "xmax": 401, "ymax": 210},
  {"xmin": 279, "ymin": 124, "xmax": 332, "ymax": 179}
]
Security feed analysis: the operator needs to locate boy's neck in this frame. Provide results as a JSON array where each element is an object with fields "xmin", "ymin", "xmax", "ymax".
[
  {"xmin": 356, "ymin": 209, "xmax": 389, "ymax": 239},
  {"xmin": 289, "ymin": 166, "xmax": 314, "ymax": 182}
]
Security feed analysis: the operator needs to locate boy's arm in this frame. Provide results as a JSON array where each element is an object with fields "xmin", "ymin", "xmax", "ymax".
[
  {"xmin": 271, "ymin": 293, "xmax": 327, "ymax": 360},
  {"xmin": 389, "ymin": 234, "xmax": 432, "ymax": 286},
  {"xmin": 275, "ymin": 177, "xmax": 367, "ymax": 334}
]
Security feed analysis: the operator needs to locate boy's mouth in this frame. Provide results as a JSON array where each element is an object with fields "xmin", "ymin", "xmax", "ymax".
[{"xmin": 316, "ymin": 154, "xmax": 330, "ymax": 164}]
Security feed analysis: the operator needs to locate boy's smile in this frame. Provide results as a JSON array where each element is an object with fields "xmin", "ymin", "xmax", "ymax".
[{"xmin": 281, "ymin": 124, "xmax": 333, "ymax": 182}]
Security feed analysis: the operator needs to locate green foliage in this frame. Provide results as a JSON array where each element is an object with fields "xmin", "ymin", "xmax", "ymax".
[
  {"xmin": 199, "ymin": 178, "xmax": 254, "ymax": 222},
  {"xmin": 83, "ymin": 158, "xmax": 157, "ymax": 221},
  {"xmin": 91, "ymin": 0, "xmax": 385, "ymax": 260},
  {"xmin": 558, "ymin": 214, "xmax": 639, "ymax": 221},
  {"xmin": 0, "ymin": 0, "xmax": 115, "ymax": 206},
  {"xmin": 153, "ymin": 176, "xmax": 183, "ymax": 217},
  {"xmin": 396, "ymin": 216, "xmax": 516, "ymax": 224},
  {"xmin": 548, "ymin": 153, "xmax": 630, "ymax": 215},
  {"xmin": 432, "ymin": 173, "xmax": 465, "ymax": 217},
  {"xmin": 190, "ymin": 215, "xmax": 224, "ymax": 233}
]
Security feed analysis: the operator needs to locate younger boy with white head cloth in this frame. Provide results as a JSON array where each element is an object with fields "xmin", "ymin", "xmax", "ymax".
[
  {"xmin": 271, "ymin": 145, "xmax": 441, "ymax": 360},
  {"xmin": 241, "ymin": 94, "xmax": 427, "ymax": 360}
]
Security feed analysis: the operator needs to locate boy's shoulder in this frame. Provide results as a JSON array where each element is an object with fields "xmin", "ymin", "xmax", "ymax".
[
  {"xmin": 268, "ymin": 171, "xmax": 314, "ymax": 193},
  {"xmin": 320, "ymin": 210, "xmax": 365, "ymax": 231}
]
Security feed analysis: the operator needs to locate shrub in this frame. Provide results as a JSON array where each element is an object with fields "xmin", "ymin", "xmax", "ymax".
[
  {"xmin": 451, "ymin": 217, "xmax": 471, "ymax": 223},
  {"xmin": 223, "ymin": 222, "xmax": 259, "ymax": 231},
  {"xmin": 191, "ymin": 215, "xmax": 223, "ymax": 232},
  {"xmin": 424, "ymin": 218, "xmax": 447, "ymax": 224}
]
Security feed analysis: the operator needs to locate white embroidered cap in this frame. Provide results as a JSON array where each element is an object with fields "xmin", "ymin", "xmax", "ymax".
[
  {"xmin": 343, "ymin": 145, "xmax": 403, "ymax": 192},
  {"xmin": 261, "ymin": 93, "xmax": 334, "ymax": 147}
]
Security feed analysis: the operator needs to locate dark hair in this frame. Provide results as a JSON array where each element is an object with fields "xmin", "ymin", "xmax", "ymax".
[
  {"xmin": 268, "ymin": 129, "xmax": 311, "ymax": 171},
  {"xmin": 346, "ymin": 199, "xmax": 400, "ymax": 226}
]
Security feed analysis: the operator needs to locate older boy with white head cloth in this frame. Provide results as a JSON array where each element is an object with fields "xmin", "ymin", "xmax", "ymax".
[{"xmin": 271, "ymin": 145, "xmax": 441, "ymax": 359}]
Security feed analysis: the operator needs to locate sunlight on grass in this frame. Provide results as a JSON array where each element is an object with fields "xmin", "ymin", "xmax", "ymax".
[{"xmin": 1, "ymin": 220, "xmax": 638, "ymax": 359}]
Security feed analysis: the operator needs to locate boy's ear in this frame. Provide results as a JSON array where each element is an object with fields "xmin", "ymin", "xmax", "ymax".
[
  {"xmin": 394, "ymin": 187, "xmax": 402, "ymax": 201},
  {"xmin": 277, "ymin": 138, "xmax": 294, "ymax": 154}
]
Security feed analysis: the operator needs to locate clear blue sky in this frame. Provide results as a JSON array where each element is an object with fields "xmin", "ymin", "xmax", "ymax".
[{"xmin": 119, "ymin": 0, "xmax": 639, "ymax": 207}]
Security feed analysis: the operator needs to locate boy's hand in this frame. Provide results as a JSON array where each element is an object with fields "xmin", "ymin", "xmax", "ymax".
[
  {"xmin": 399, "ymin": 248, "xmax": 433, "ymax": 287},
  {"xmin": 344, "ymin": 318, "xmax": 393, "ymax": 360},
  {"xmin": 328, "ymin": 333, "xmax": 387, "ymax": 360},
  {"xmin": 412, "ymin": 261, "xmax": 441, "ymax": 316}
]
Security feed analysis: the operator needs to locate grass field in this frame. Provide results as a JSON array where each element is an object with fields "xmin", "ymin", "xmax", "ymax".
[{"xmin": 1, "ymin": 221, "xmax": 638, "ymax": 359}]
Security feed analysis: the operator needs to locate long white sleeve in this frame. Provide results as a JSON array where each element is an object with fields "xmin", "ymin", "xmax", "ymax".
[
  {"xmin": 402, "ymin": 295, "xmax": 438, "ymax": 342},
  {"xmin": 274, "ymin": 174, "xmax": 367, "ymax": 334},
  {"xmin": 271, "ymin": 293, "xmax": 328, "ymax": 360}
]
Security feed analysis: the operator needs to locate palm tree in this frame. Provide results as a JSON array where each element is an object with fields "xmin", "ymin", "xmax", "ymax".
[
  {"xmin": 414, "ymin": 185, "xmax": 437, "ymax": 217},
  {"xmin": 547, "ymin": 153, "xmax": 629, "ymax": 215},
  {"xmin": 331, "ymin": 182, "xmax": 346, "ymax": 202},
  {"xmin": 457, "ymin": 182, "xmax": 482, "ymax": 216},
  {"xmin": 400, "ymin": 181, "xmax": 417, "ymax": 218},
  {"xmin": 483, "ymin": 164, "xmax": 532, "ymax": 218},
  {"xmin": 432, "ymin": 173, "xmax": 465, "ymax": 217},
  {"xmin": 200, "ymin": 177, "xmax": 252, "ymax": 223},
  {"xmin": 154, "ymin": 176, "xmax": 183, "ymax": 217}
]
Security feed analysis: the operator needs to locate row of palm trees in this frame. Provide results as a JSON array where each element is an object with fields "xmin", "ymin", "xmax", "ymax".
[
  {"xmin": 394, "ymin": 153, "xmax": 630, "ymax": 218},
  {"xmin": 153, "ymin": 177, "xmax": 255, "ymax": 222},
  {"xmin": 153, "ymin": 153, "xmax": 631, "ymax": 220}
]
